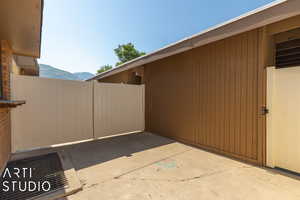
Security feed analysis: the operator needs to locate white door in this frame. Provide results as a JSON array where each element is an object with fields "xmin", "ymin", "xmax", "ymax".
[{"xmin": 267, "ymin": 67, "xmax": 300, "ymax": 173}]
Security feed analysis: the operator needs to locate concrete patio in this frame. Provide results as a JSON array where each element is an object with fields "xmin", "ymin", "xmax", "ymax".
[{"xmin": 15, "ymin": 132, "xmax": 300, "ymax": 200}]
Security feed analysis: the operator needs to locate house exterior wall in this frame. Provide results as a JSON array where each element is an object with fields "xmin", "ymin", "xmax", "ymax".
[
  {"xmin": 13, "ymin": 55, "xmax": 39, "ymax": 76},
  {"xmin": 97, "ymin": 28, "xmax": 267, "ymax": 165},
  {"xmin": 99, "ymin": 67, "xmax": 144, "ymax": 84},
  {"xmin": 11, "ymin": 58, "xmax": 21, "ymax": 75},
  {"xmin": 0, "ymin": 40, "xmax": 12, "ymax": 172},
  {"xmin": 144, "ymin": 28, "xmax": 266, "ymax": 165},
  {"xmin": 20, "ymin": 67, "xmax": 39, "ymax": 76}
]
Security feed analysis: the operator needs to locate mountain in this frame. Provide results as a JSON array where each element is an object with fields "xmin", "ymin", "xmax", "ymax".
[
  {"xmin": 73, "ymin": 72, "xmax": 95, "ymax": 81},
  {"xmin": 39, "ymin": 64, "xmax": 94, "ymax": 81}
]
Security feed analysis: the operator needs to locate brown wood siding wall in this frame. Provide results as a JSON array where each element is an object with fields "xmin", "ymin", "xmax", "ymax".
[
  {"xmin": 99, "ymin": 70, "xmax": 130, "ymax": 84},
  {"xmin": 99, "ymin": 67, "xmax": 144, "ymax": 84},
  {"xmin": 145, "ymin": 28, "xmax": 266, "ymax": 165}
]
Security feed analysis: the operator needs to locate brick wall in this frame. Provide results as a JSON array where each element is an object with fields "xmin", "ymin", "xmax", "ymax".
[
  {"xmin": 0, "ymin": 108, "xmax": 11, "ymax": 172},
  {"xmin": 0, "ymin": 40, "xmax": 12, "ymax": 173},
  {"xmin": 1, "ymin": 40, "xmax": 11, "ymax": 99}
]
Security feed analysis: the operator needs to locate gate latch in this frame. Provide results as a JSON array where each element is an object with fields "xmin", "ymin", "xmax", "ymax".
[{"xmin": 261, "ymin": 106, "xmax": 269, "ymax": 115}]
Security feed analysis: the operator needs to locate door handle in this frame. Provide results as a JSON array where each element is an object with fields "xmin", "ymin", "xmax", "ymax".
[{"xmin": 262, "ymin": 106, "xmax": 269, "ymax": 115}]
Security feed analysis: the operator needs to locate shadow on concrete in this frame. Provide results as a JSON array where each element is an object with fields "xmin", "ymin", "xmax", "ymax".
[
  {"xmin": 10, "ymin": 132, "xmax": 175, "ymax": 171},
  {"xmin": 59, "ymin": 132, "xmax": 175, "ymax": 170},
  {"xmin": 263, "ymin": 167, "xmax": 300, "ymax": 182}
]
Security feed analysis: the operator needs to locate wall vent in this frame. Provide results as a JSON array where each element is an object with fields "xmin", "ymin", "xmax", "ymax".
[{"xmin": 276, "ymin": 39, "xmax": 300, "ymax": 68}]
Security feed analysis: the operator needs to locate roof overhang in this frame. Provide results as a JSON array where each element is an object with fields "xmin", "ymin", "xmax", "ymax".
[
  {"xmin": 0, "ymin": 0, "xmax": 43, "ymax": 58},
  {"xmin": 13, "ymin": 55, "xmax": 38, "ymax": 70},
  {"xmin": 88, "ymin": 0, "xmax": 300, "ymax": 81}
]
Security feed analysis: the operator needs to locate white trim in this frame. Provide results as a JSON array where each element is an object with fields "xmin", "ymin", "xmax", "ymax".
[{"xmin": 266, "ymin": 67, "xmax": 276, "ymax": 168}]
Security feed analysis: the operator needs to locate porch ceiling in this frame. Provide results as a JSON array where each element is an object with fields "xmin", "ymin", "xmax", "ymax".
[{"xmin": 0, "ymin": 0, "xmax": 43, "ymax": 58}]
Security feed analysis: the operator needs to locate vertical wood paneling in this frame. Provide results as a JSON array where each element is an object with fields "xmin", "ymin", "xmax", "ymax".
[
  {"xmin": 224, "ymin": 39, "xmax": 230, "ymax": 153},
  {"xmin": 252, "ymin": 30, "xmax": 259, "ymax": 160},
  {"xmin": 247, "ymin": 31, "xmax": 255, "ymax": 159},
  {"xmin": 240, "ymin": 33, "xmax": 248, "ymax": 157},
  {"xmin": 230, "ymin": 38, "xmax": 236, "ymax": 154},
  {"xmin": 235, "ymin": 35, "xmax": 242, "ymax": 155},
  {"xmin": 257, "ymin": 27, "xmax": 268, "ymax": 164},
  {"xmin": 145, "ymin": 28, "xmax": 265, "ymax": 165},
  {"xmin": 219, "ymin": 40, "xmax": 226, "ymax": 151}
]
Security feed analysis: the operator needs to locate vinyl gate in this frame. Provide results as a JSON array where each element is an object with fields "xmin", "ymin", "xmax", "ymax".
[
  {"xmin": 11, "ymin": 74, "xmax": 145, "ymax": 152},
  {"xmin": 267, "ymin": 67, "xmax": 300, "ymax": 174},
  {"xmin": 94, "ymin": 83, "xmax": 144, "ymax": 138}
]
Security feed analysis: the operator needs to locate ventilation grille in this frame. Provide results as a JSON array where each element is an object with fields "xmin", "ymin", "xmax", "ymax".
[
  {"xmin": 0, "ymin": 153, "xmax": 69, "ymax": 200},
  {"xmin": 276, "ymin": 39, "xmax": 300, "ymax": 68}
]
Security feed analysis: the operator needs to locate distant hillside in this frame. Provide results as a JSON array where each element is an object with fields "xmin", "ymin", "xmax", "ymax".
[
  {"xmin": 73, "ymin": 72, "xmax": 95, "ymax": 80},
  {"xmin": 39, "ymin": 64, "xmax": 94, "ymax": 81}
]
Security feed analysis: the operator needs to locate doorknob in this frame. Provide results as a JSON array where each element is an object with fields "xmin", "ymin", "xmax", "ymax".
[{"xmin": 262, "ymin": 106, "xmax": 269, "ymax": 115}]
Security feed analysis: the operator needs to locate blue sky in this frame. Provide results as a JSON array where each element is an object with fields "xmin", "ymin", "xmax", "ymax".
[{"xmin": 38, "ymin": 0, "xmax": 275, "ymax": 74}]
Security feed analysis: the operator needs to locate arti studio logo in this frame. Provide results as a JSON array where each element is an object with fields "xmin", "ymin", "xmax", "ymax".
[{"xmin": 0, "ymin": 167, "xmax": 51, "ymax": 192}]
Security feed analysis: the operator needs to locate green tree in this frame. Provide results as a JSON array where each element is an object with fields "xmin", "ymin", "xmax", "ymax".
[
  {"xmin": 97, "ymin": 64, "xmax": 112, "ymax": 74},
  {"xmin": 96, "ymin": 43, "xmax": 146, "ymax": 74},
  {"xmin": 114, "ymin": 43, "xmax": 146, "ymax": 66}
]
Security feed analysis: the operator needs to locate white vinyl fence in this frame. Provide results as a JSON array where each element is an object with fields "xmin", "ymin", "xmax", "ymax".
[
  {"xmin": 11, "ymin": 74, "xmax": 145, "ymax": 152},
  {"xmin": 94, "ymin": 83, "xmax": 144, "ymax": 138}
]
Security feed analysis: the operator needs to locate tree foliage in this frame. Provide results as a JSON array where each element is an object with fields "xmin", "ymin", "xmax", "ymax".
[
  {"xmin": 97, "ymin": 64, "xmax": 112, "ymax": 74},
  {"xmin": 97, "ymin": 43, "xmax": 145, "ymax": 74},
  {"xmin": 114, "ymin": 43, "xmax": 146, "ymax": 66}
]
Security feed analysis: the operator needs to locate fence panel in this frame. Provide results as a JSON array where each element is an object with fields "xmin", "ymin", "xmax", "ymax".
[
  {"xmin": 94, "ymin": 83, "xmax": 145, "ymax": 138},
  {"xmin": 11, "ymin": 75, "xmax": 94, "ymax": 152}
]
